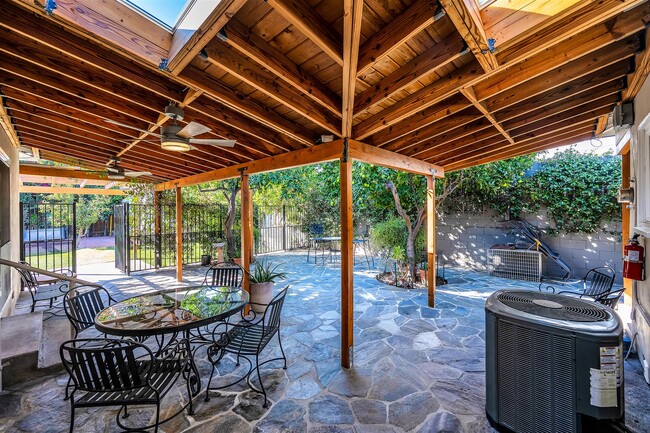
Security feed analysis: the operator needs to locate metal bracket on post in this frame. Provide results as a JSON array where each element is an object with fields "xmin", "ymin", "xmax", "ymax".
[
  {"xmin": 237, "ymin": 167, "xmax": 248, "ymax": 180},
  {"xmin": 42, "ymin": 0, "xmax": 57, "ymax": 16},
  {"xmin": 342, "ymin": 137, "xmax": 349, "ymax": 162},
  {"xmin": 430, "ymin": 168, "xmax": 438, "ymax": 178}
]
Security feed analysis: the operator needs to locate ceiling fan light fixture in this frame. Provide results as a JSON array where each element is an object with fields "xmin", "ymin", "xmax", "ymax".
[
  {"xmin": 107, "ymin": 173, "xmax": 126, "ymax": 180},
  {"xmin": 161, "ymin": 136, "xmax": 191, "ymax": 152}
]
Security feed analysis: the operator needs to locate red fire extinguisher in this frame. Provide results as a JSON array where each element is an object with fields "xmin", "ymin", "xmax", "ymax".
[{"xmin": 623, "ymin": 234, "xmax": 645, "ymax": 281}]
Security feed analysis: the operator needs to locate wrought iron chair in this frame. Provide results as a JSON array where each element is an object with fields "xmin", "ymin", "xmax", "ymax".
[
  {"xmin": 63, "ymin": 284, "xmax": 116, "ymax": 338},
  {"xmin": 539, "ymin": 266, "xmax": 618, "ymax": 307},
  {"xmin": 306, "ymin": 223, "xmax": 325, "ymax": 263},
  {"xmin": 202, "ymin": 261, "xmax": 243, "ymax": 287},
  {"xmin": 205, "ymin": 285, "xmax": 289, "ymax": 407},
  {"xmin": 15, "ymin": 265, "xmax": 70, "ymax": 313},
  {"xmin": 60, "ymin": 338, "xmax": 199, "ymax": 433}
]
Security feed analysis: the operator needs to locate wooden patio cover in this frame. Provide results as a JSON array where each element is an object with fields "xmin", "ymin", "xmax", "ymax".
[{"xmin": 1, "ymin": 0, "xmax": 649, "ymax": 367}]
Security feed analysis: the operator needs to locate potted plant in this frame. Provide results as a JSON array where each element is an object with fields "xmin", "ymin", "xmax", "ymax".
[
  {"xmin": 249, "ymin": 260, "xmax": 287, "ymax": 313},
  {"xmin": 200, "ymin": 237, "xmax": 218, "ymax": 266}
]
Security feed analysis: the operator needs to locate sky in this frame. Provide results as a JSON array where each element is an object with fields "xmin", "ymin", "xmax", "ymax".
[{"xmin": 125, "ymin": 0, "xmax": 188, "ymax": 27}]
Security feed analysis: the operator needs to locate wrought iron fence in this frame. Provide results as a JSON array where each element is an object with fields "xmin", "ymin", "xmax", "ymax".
[
  {"xmin": 20, "ymin": 202, "xmax": 76, "ymax": 273},
  {"xmin": 115, "ymin": 202, "xmax": 308, "ymax": 274}
]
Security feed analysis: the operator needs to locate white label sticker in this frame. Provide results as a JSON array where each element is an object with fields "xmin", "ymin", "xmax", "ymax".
[
  {"xmin": 628, "ymin": 251, "xmax": 640, "ymax": 261},
  {"xmin": 590, "ymin": 368, "xmax": 618, "ymax": 408}
]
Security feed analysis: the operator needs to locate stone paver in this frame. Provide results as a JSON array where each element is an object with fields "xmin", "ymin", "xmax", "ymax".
[{"xmin": 2, "ymin": 251, "xmax": 649, "ymax": 432}]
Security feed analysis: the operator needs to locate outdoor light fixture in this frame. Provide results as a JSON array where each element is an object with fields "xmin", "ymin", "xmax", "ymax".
[
  {"xmin": 160, "ymin": 136, "xmax": 192, "ymax": 152},
  {"xmin": 315, "ymin": 135, "xmax": 334, "ymax": 144}
]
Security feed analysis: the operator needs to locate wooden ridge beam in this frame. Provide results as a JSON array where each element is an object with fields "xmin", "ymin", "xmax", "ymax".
[
  {"xmin": 203, "ymin": 39, "xmax": 341, "ymax": 135},
  {"xmin": 19, "ymin": 185, "xmax": 127, "ymax": 195},
  {"xmin": 369, "ymin": 94, "xmax": 473, "ymax": 147},
  {"xmin": 354, "ymin": 62, "xmax": 483, "ymax": 140},
  {"xmin": 623, "ymin": 29, "xmax": 650, "ymax": 102},
  {"xmin": 357, "ymin": 1, "xmax": 442, "ymax": 76},
  {"xmin": 222, "ymin": 18, "xmax": 341, "ymax": 114},
  {"xmin": 155, "ymin": 141, "xmax": 346, "ymax": 191},
  {"xmin": 348, "ymin": 140, "xmax": 444, "ymax": 177},
  {"xmin": 460, "ymin": 86, "xmax": 513, "ymax": 144},
  {"xmin": 167, "ymin": 0, "xmax": 247, "ymax": 75},
  {"xmin": 0, "ymin": 2, "xmax": 183, "ymax": 102},
  {"xmin": 342, "ymin": 0, "xmax": 364, "ymax": 137},
  {"xmin": 179, "ymin": 66, "xmax": 314, "ymax": 146},
  {"xmin": 355, "ymin": 34, "xmax": 466, "ymax": 113},
  {"xmin": 267, "ymin": 0, "xmax": 343, "ymax": 66},
  {"xmin": 440, "ymin": 0, "xmax": 497, "ymax": 72},
  {"xmin": 8, "ymin": 0, "xmax": 170, "ymax": 67}
]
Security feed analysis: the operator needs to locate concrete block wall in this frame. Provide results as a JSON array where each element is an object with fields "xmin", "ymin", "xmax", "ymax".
[{"xmin": 436, "ymin": 209, "xmax": 623, "ymax": 283}]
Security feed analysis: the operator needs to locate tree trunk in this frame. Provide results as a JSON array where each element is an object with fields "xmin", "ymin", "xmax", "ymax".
[{"xmin": 223, "ymin": 186, "xmax": 240, "ymax": 259}]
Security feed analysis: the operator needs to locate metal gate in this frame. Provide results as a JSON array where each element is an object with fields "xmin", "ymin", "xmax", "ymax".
[
  {"xmin": 255, "ymin": 205, "xmax": 307, "ymax": 254},
  {"xmin": 21, "ymin": 202, "xmax": 77, "ymax": 273}
]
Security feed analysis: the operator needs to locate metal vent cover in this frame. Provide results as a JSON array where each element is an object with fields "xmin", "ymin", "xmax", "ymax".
[{"xmin": 495, "ymin": 290, "xmax": 610, "ymax": 322}]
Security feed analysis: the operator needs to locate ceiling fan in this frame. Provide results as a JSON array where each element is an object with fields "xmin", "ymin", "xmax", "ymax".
[
  {"xmin": 84, "ymin": 156, "xmax": 152, "ymax": 180},
  {"xmin": 106, "ymin": 104, "xmax": 237, "ymax": 152}
]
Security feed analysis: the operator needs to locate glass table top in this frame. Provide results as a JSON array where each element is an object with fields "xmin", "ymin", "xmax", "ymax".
[{"xmin": 95, "ymin": 286, "xmax": 249, "ymax": 336}]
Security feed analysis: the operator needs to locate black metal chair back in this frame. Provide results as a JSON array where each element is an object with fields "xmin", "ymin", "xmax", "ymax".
[
  {"xmin": 64, "ymin": 285, "xmax": 115, "ymax": 338},
  {"xmin": 203, "ymin": 262, "xmax": 243, "ymax": 287},
  {"xmin": 260, "ymin": 285, "xmax": 288, "ymax": 336},
  {"xmin": 583, "ymin": 267, "xmax": 616, "ymax": 298},
  {"xmin": 16, "ymin": 265, "xmax": 38, "ymax": 289},
  {"xmin": 60, "ymin": 339, "xmax": 151, "ymax": 393}
]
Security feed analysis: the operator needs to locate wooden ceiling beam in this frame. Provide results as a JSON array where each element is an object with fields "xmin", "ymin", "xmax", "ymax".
[
  {"xmin": 440, "ymin": 0, "xmax": 498, "ymax": 72},
  {"xmin": 501, "ymin": 85, "xmax": 622, "ymax": 131},
  {"xmin": 0, "ymin": 3, "xmax": 184, "ymax": 102},
  {"xmin": 166, "ymin": 0, "xmax": 247, "ymax": 75},
  {"xmin": 623, "ymin": 29, "xmax": 650, "ymax": 102},
  {"xmin": 460, "ymin": 86, "xmax": 513, "ymax": 144},
  {"xmin": 222, "ymin": 18, "xmax": 341, "ymax": 114},
  {"xmin": 357, "ymin": 1, "xmax": 442, "ymax": 76},
  {"xmin": 385, "ymin": 114, "xmax": 491, "ymax": 154},
  {"xmin": 8, "ymin": 0, "xmax": 170, "ymax": 67},
  {"xmin": 473, "ymin": 6, "xmax": 649, "ymax": 103},
  {"xmin": 156, "ymin": 141, "xmax": 347, "ymax": 191},
  {"xmin": 342, "ymin": 0, "xmax": 364, "ymax": 137},
  {"xmin": 495, "ymin": 0, "xmax": 648, "ymax": 66},
  {"xmin": 595, "ymin": 115, "xmax": 610, "ymax": 136},
  {"xmin": 435, "ymin": 119, "xmax": 598, "ymax": 167},
  {"xmin": 355, "ymin": 34, "xmax": 466, "ymax": 113},
  {"xmin": 0, "ymin": 98, "xmax": 21, "ymax": 149},
  {"xmin": 20, "ymin": 185, "xmax": 127, "ymax": 196},
  {"xmin": 495, "ymin": 69, "xmax": 628, "ymax": 124},
  {"xmin": 19, "ymin": 164, "xmax": 138, "ymax": 182},
  {"xmin": 510, "ymin": 108, "xmax": 613, "ymax": 144},
  {"xmin": 412, "ymin": 124, "xmax": 502, "ymax": 160},
  {"xmin": 203, "ymin": 39, "xmax": 342, "ymax": 135},
  {"xmin": 266, "ymin": 0, "xmax": 343, "ymax": 66},
  {"xmin": 444, "ymin": 130, "xmax": 595, "ymax": 171},
  {"xmin": 353, "ymin": 62, "xmax": 483, "ymax": 140},
  {"xmin": 179, "ymin": 66, "xmax": 314, "ymax": 146},
  {"xmin": 348, "ymin": 140, "xmax": 444, "ymax": 177},
  {"xmin": 486, "ymin": 39, "xmax": 639, "ymax": 113},
  {"xmin": 368, "ymin": 94, "xmax": 473, "ymax": 147}
]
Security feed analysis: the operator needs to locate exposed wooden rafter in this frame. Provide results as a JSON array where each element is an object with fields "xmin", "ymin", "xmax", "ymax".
[
  {"xmin": 342, "ymin": 0, "xmax": 364, "ymax": 137},
  {"xmin": 440, "ymin": 0, "xmax": 498, "ymax": 72},
  {"xmin": 459, "ymin": 86, "xmax": 513, "ymax": 144}
]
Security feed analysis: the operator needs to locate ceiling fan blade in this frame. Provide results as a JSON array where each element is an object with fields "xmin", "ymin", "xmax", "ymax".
[
  {"xmin": 177, "ymin": 121, "xmax": 211, "ymax": 138},
  {"xmin": 104, "ymin": 119, "xmax": 164, "ymax": 138},
  {"xmin": 106, "ymin": 166, "xmax": 120, "ymax": 173},
  {"xmin": 189, "ymin": 139, "xmax": 236, "ymax": 147},
  {"xmin": 125, "ymin": 171, "xmax": 152, "ymax": 177}
]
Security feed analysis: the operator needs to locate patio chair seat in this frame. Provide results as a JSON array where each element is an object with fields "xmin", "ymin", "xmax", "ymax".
[
  {"xmin": 539, "ymin": 266, "xmax": 617, "ymax": 307},
  {"xmin": 214, "ymin": 322, "xmax": 277, "ymax": 357}
]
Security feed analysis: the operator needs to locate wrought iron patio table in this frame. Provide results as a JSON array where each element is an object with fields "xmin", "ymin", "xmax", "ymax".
[{"xmin": 95, "ymin": 286, "xmax": 249, "ymax": 340}]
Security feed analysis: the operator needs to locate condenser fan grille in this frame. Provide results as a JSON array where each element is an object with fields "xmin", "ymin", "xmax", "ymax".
[{"xmin": 496, "ymin": 291, "xmax": 610, "ymax": 322}]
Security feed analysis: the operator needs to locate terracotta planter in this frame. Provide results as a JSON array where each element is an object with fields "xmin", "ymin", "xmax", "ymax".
[
  {"xmin": 250, "ymin": 282, "xmax": 274, "ymax": 313},
  {"xmin": 419, "ymin": 269, "xmax": 427, "ymax": 286},
  {"xmin": 233, "ymin": 257, "xmax": 242, "ymax": 265}
]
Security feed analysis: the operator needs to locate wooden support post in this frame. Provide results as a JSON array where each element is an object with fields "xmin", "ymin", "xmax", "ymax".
[
  {"xmin": 241, "ymin": 171, "xmax": 253, "ymax": 302},
  {"xmin": 154, "ymin": 191, "xmax": 162, "ymax": 269},
  {"xmin": 340, "ymin": 140, "xmax": 354, "ymax": 368},
  {"xmin": 427, "ymin": 174, "xmax": 436, "ymax": 307},
  {"xmin": 175, "ymin": 186, "xmax": 183, "ymax": 282}
]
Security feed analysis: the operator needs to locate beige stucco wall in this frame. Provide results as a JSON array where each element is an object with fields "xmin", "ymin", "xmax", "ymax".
[
  {"xmin": 0, "ymin": 127, "xmax": 20, "ymax": 317},
  {"xmin": 625, "ymin": 74, "xmax": 650, "ymax": 384}
]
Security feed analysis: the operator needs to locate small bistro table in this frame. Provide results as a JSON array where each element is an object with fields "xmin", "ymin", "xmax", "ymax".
[{"xmin": 95, "ymin": 286, "xmax": 249, "ymax": 339}]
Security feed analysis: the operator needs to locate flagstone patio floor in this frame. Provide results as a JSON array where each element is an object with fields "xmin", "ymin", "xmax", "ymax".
[{"xmin": 1, "ymin": 251, "xmax": 648, "ymax": 432}]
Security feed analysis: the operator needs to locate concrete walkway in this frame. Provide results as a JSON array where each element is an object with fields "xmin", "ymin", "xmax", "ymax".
[{"xmin": 1, "ymin": 251, "xmax": 648, "ymax": 433}]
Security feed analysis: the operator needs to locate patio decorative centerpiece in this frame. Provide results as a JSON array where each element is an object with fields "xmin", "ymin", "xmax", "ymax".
[{"xmin": 249, "ymin": 260, "xmax": 286, "ymax": 313}]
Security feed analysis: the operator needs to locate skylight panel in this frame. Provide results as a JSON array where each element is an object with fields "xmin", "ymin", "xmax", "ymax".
[{"xmin": 122, "ymin": 0, "xmax": 189, "ymax": 29}]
